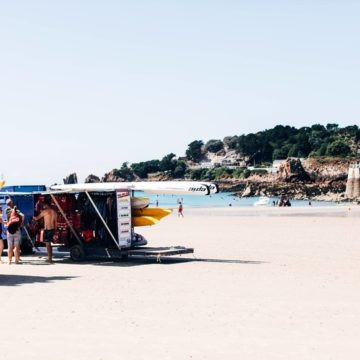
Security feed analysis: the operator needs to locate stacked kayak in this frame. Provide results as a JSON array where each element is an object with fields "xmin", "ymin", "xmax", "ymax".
[
  {"xmin": 132, "ymin": 207, "xmax": 172, "ymax": 227},
  {"xmin": 130, "ymin": 197, "xmax": 150, "ymax": 209}
]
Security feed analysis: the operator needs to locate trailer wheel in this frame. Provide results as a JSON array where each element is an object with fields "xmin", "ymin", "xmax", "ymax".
[{"xmin": 70, "ymin": 245, "xmax": 85, "ymax": 262}]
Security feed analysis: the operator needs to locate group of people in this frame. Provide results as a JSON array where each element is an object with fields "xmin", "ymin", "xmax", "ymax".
[
  {"xmin": 0, "ymin": 198, "xmax": 57, "ymax": 264},
  {"xmin": 272, "ymin": 195, "xmax": 292, "ymax": 207}
]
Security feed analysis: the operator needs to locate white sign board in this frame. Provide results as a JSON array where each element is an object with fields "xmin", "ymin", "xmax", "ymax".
[{"xmin": 116, "ymin": 190, "xmax": 132, "ymax": 248}]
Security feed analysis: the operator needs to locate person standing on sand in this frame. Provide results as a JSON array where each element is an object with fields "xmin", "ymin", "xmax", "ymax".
[
  {"xmin": 6, "ymin": 199, "xmax": 24, "ymax": 264},
  {"xmin": 34, "ymin": 198, "xmax": 57, "ymax": 263},
  {"xmin": 178, "ymin": 202, "xmax": 184, "ymax": 217}
]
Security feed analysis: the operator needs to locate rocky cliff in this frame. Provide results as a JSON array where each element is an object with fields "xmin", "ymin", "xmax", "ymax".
[{"xmin": 218, "ymin": 157, "xmax": 354, "ymax": 201}]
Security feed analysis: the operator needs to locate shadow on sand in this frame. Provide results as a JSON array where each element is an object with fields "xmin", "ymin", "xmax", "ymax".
[
  {"xmin": 0, "ymin": 274, "xmax": 77, "ymax": 287},
  {"xmin": 56, "ymin": 256, "xmax": 267, "ymax": 267}
]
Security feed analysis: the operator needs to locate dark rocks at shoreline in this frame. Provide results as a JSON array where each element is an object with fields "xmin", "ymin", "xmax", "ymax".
[
  {"xmin": 215, "ymin": 178, "xmax": 347, "ymax": 201},
  {"xmin": 215, "ymin": 158, "xmax": 353, "ymax": 201}
]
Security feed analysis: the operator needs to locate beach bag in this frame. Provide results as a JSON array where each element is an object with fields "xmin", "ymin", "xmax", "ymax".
[{"xmin": 7, "ymin": 208, "xmax": 21, "ymax": 234}]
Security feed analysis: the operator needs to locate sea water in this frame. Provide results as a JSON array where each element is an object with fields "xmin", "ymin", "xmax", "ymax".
[{"xmin": 134, "ymin": 192, "xmax": 336, "ymax": 208}]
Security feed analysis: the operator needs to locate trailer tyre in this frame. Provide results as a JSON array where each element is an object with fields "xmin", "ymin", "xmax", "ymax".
[{"xmin": 70, "ymin": 245, "xmax": 85, "ymax": 262}]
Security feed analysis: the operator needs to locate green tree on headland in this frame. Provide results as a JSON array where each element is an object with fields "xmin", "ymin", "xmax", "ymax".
[
  {"xmin": 186, "ymin": 140, "xmax": 204, "ymax": 162},
  {"xmin": 131, "ymin": 160, "xmax": 160, "ymax": 178},
  {"xmin": 204, "ymin": 139, "xmax": 224, "ymax": 153},
  {"xmin": 117, "ymin": 162, "xmax": 135, "ymax": 181},
  {"xmin": 326, "ymin": 140, "xmax": 352, "ymax": 157},
  {"xmin": 160, "ymin": 153, "xmax": 177, "ymax": 172}
]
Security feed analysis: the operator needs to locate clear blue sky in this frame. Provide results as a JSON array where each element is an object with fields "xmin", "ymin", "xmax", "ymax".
[{"xmin": 1, "ymin": 1, "xmax": 359, "ymax": 185}]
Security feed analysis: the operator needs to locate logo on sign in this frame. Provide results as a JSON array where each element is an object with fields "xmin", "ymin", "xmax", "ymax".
[{"xmin": 188, "ymin": 186, "xmax": 207, "ymax": 192}]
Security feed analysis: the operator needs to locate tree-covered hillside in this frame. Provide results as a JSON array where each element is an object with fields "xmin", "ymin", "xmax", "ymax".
[
  {"xmin": 103, "ymin": 124, "xmax": 359, "ymax": 181},
  {"xmin": 187, "ymin": 124, "xmax": 360, "ymax": 164}
]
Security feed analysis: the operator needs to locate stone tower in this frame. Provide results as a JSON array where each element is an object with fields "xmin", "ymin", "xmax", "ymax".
[
  {"xmin": 346, "ymin": 165, "xmax": 355, "ymax": 198},
  {"xmin": 346, "ymin": 163, "xmax": 360, "ymax": 199},
  {"xmin": 353, "ymin": 164, "xmax": 360, "ymax": 198}
]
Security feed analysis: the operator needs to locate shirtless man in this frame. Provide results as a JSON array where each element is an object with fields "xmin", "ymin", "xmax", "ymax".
[{"xmin": 34, "ymin": 199, "xmax": 57, "ymax": 263}]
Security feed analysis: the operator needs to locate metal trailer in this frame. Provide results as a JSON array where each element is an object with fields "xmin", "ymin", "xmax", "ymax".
[{"xmin": 1, "ymin": 188, "xmax": 194, "ymax": 262}]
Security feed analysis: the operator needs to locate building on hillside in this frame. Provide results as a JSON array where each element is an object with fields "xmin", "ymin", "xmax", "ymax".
[
  {"xmin": 198, "ymin": 161, "xmax": 214, "ymax": 169},
  {"xmin": 220, "ymin": 159, "xmax": 245, "ymax": 167},
  {"xmin": 272, "ymin": 160, "xmax": 287, "ymax": 172}
]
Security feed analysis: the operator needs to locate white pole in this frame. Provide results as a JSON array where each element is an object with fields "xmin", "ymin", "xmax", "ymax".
[
  {"xmin": 353, "ymin": 166, "xmax": 360, "ymax": 198},
  {"xmin": 85, "ymin": 191, "xmax": 120, "ymax": 250},
  {"xmin": 346, "ymin": 165, "xmax": 355, "ymax": 198}
]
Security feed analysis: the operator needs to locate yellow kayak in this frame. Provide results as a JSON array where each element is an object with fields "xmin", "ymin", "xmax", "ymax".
[
  {"xmin": 132, "ymin": 208, "xmax": 172, "ymax": 219},
  {"xmin": 132, "ymin": 216, "xmax": 159, "ymax": 227}
]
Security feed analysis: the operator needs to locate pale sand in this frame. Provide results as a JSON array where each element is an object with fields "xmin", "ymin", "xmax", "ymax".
[{"xmin": 1, "ymin": 206, "xmax": 359, "ymax": 360}]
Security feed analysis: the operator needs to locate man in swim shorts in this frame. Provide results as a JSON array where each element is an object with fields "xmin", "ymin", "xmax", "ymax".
[{"xmin": 34, "ymin": 198, "xmax": 57, "ymax": 263}]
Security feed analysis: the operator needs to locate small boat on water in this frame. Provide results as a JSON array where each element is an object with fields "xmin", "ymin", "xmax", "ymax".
[{"xmin": 253, "ymin": 196, "xmax": 271, "ymax": 206}]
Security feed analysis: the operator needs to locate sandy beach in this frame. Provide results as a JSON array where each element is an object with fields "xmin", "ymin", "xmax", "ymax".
[{"xmin": 1, "ymin": 206, "xmax": 359, "ymax": 360}]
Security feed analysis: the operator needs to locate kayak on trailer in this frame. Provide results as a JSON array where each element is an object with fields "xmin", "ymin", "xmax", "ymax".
[
  {"xmin": 130, "ymin": 197, "xmax": 150, "ymax": 209},
  {"xmin": 132, "ymin": 207, "xmax": 172, "ymax": 219},
  {"xmin": 132, "ymin": 216, "xmax": 159, "ymax": 227}
]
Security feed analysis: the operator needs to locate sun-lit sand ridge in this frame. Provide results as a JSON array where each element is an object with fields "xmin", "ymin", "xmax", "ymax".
[{"xmin": 1, "ymin": 206, "xmax": 359, "ymax": 360}]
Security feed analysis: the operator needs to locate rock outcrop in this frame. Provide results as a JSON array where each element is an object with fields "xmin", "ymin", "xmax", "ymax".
[
  {"xmin": 102, "ymin": 169, "xmax": 125, "ymax": 183},
  {"xmin": 85, "ymin": 174, "xmax": 101, "ymax": 183},
  {"xmin": 277, "ymin": 158, "xmax": 311, "ymax": 182},
  {"xmin": 63, "ymin": 173, "xmax": 78, "ymax": 184}
]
